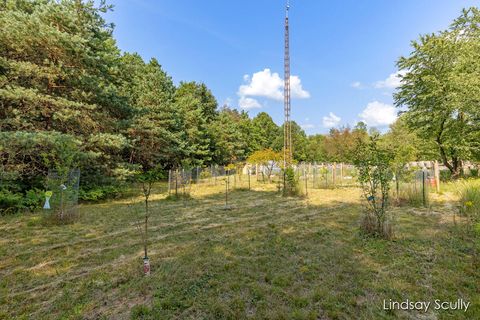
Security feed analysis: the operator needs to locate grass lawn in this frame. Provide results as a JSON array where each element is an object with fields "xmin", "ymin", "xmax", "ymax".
[{"xmin": 0, "ymin": 180, "xmax": 479, "ymax": 319}]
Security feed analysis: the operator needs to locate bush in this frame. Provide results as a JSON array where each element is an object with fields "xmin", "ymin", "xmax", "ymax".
[
  {"xmin": 0, "ymin": 188, "xmax": 45, "ymax": 215},
  {"xmin": 79, "ymin": 185, "xmax": 125, "ymax": 202},
  {"xmin": 23, "ymin": 189, "xmax": 44, "ymax": 212},
  {"xmin": 457, "ymin": 180, "xmax": 480, "ymax": 222},
  {"xmin": 0, "ymin": 190, "xmax": 23, "ymax": 215},
  {"xmin": 469, "ymin": 168, "xmax": 478, "ymax": 177},
  {"xmin": 0, "ymin": 131, "xmax": 81, "ymax": 192},
  {"xmin": 283, "ymin": 167, "xmax": 302, "ymax": 197},
  {"xmin": 353, "ymin": 135, "xmax": 395, "ymax": 239},
  {"xmin": 440, "ymin": 170, "xmax": 452, "ymax": 182},
  {"xmin": 199, "ymin": 170, "xmax": 212, "ymax": 179}
]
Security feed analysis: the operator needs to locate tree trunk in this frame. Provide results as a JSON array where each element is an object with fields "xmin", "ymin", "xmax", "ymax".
[
  {"xmin": 143, "ymin": 182, "xmax": 151, "ymax": 259},
  {"xmin": 436, "ymin": 118, "xmax": 462, "ymax": 179},
  {"xmin": 144, "ymin": 198, "xmax": 148, "ymax": 258}
]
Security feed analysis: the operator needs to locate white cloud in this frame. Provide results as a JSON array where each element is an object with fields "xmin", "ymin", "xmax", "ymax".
[
  {"xmin": 290, "ymin": 75, "xmax": 310, "ymax": 98},
  {"xmin": 359, "ymin": 101, "xmax": 397, "ymax": 126},
  {"xmin": 237, "ymin": 68, "xmax": 310, "ymax": 104},
  {"xmin": 322, "ymin": 112, "xmax": 341, "ymax": 128},
  {"xmin": 238, "ymin": 96, "xmax": 261, "ymax": 109},
  {"xmin": 238, "ymin": 69, "xmax": 284, "ymax": 100},
  {"xmin": 374, "ymin": 70, "xmax": 406, "ymax": 89},
  {"xmin": 351, "ymin": 81, "xmax": 362, "ymax": 88}
]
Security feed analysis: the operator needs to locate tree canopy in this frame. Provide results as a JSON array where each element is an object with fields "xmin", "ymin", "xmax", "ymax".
[{"xmin": 394, "ymin": 7, "xmax": 480, "ymax": 175}]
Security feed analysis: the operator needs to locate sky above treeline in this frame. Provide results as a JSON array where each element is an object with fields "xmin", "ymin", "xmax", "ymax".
[{"xmin": 107, "ymin": 0, "xmax": 479, "ymax": 134}]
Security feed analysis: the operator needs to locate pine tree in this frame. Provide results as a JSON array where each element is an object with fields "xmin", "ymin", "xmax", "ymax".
[
  {"xmin": 120, "ymin": 53, "xmax": 184, "ymax": 170},
  {"xmin": 0, "ymin": 0, "xmax": 130, "ymax": 190},
  {"xmin": 175, "ymin": 82, "xmax": 218, "ymax": 166}
]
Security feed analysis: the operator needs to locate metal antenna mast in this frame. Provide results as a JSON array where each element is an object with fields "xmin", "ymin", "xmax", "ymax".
[{"xmin": 283, "ymin": 0, "xmax": 292, "ymax": 169}]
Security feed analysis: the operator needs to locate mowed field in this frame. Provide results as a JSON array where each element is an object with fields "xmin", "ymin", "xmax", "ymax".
[{"xmin": 0, "ymin": 181, "xmax": 479, "ymax": 319}]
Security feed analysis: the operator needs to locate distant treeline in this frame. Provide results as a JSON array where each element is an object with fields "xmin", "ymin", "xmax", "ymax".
[{"xmin": 0, "ymin": 1, "xmax": 479, "ymax": 205}]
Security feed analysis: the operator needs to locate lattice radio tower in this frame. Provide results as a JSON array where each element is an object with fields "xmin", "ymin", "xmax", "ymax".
[{"xmin": 283, "ymin": 0, "xmax": 292, "ymax": 168}]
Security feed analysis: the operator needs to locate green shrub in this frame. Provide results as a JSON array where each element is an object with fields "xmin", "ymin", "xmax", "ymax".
[
  {"xmin": 353, "ymin": 135, "xmax": 395, "ymax": 239},
  {"xmin": 0, "ymin": 131, "xmax": 81, "ymax": 192},
  {"xmin": 457, "ymin": 180, "xmax": 480, "ymax": 222},
  {"xmin": 469, "ymin": 168, "xmax": 478, "ymax": 177},
  {"xmin": 199, "ymin": 170, "xmax": 212, "ymax": 179},
  {"xmin": 0, "ymin": 190, "xmax": 23, "ymax": 215},
  {"xmin": 22, "ymin": 189, "xmax": 44, "ymax": 212},
  {"xmin": 440, "ymin": 170, "xmax": 452, "ymax": 182},
  {"xmin": 283, "ymin": 167, "xmax": 302, "ymax": 197},
  {"xmin": 79, "ymin": 185, "xmax": 125, "ymax": 202}
]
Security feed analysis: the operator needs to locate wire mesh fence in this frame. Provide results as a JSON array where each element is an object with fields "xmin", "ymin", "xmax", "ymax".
[
  {"xmin": 393, "ymin": 167, "xmax": 434, "ymax": 207},
  {"xmin": 167, "ymin": 168, "xmax": 192, "ymax": 197},
  {"xmin": 166, "ymin": 162, "xmax": 442, "ymax": 206},
  {"xmin": 295, "ymin": 162, "xmax": 359, "ymax": 192},
  {"xmin": 167, "ymin": 165, "xmax": 257, "ymax": 197},
  {"xmin": 45, "ymin": 168, "xmax": 80, "ymax": 221}
]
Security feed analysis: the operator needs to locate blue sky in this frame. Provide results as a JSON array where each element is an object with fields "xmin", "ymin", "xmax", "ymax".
[{"xmin": 107, "ymin": 0, "xmax": 479, "ymax": 134}]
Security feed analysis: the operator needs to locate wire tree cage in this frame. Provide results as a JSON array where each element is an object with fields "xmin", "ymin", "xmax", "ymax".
[
  {"xmin": 393, "ymin": 167, "xmax": 432, "ymax": 207},
  {"xmin": 167, "ymin": 168, "xmax": 192, "ymax": 197},
  {"xmin": 45, "ymin": 168, "xmax": 80, "ymax": 221}
]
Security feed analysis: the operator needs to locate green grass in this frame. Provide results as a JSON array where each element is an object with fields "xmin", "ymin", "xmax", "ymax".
[
  {"xmin": 0, "ymin": 180, "xmax": 479, "ymax": 319},
  {"xmin": 393, "ymin": 181, "xmax": 429, "ymax": 208},
  {"xmin": 455, "ymin": 179, "xmax": 480, "ymax": 219}
]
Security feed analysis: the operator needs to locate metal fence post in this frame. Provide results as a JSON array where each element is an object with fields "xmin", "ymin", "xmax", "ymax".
[
  {"xmin": 422, "ymin": 170, "xmax": 426, "ymax": 207},
  {"xmin": 333, "ymin": 162, "xmax": 336, "ymax": 188}
]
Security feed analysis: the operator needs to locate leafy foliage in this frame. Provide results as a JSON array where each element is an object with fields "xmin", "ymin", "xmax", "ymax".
[
  {"xmin": 0, "ymin": 131, "xmax": 81, "ymax": 191},
  {"xmin": 394, "ymin": 7, "xmax": 480, "ymax": 176},
  {"xmin": 353, "ymin": 135, "xmax": 395, "ymax": 238},
  {"xmin": 247, "ymin": 149, "xmax": 282, "ymax": 182}
]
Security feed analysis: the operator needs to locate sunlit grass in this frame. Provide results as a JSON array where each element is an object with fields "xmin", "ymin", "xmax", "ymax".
[{"xmin": 0, "ymin": 179, "xmax": 478, "ymax": 319}]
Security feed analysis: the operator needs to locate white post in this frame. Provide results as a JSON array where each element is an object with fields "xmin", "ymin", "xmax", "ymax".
[{"xmin": 434, "ymin": 160, "xmax": 440, "ymax": 192}]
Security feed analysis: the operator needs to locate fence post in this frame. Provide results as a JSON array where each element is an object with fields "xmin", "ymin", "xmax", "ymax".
[
  {"xmin": 324, "ymin": 165, "xmax": 328, "ymax": 188},
  {"xmin": 422, "ymin": 170, "xmax": 427, "ymax": 207},
  {"xmin": 168, "ymin": 169, "xmax": 172, "ymax": 195},
  {"xmin": 175, "ymin": 169, "xmax": 179, "ymax": 196},
  {"xmin": 304, "ymin": 166, "xmax": 308, "ymax": 196},
  {"xmin": 340, "ymin": 163, "xmax": 344, "ymax": 185},
  {"xmin": 333, "ymin": 162, "xmax": 336, "ymax": 188},
  {"xmin": 210, "ymin": 164, "xmax": 213, "ymax": 185},
  {"xmin": 434, "ymin": 160, "xmax": 440, "ymax": 192},
  {"xmin": 312, "ymin": 164, "xmax": 316, "ymax": 189},
  {"xmin": 214, "ymin": 165, "xmax": 217, "ymax": 185},
  {"xmin": 225, "ymin": 169, "xmax": 229, "ymax": 207}
]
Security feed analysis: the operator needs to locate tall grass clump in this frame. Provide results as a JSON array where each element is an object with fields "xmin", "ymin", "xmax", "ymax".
[
  {"xmin": 457, "ymin": 179, "xmax": 480, "ymax": 223},
  {"xmin": 395, "ymin": 180, "xmax": 429, "ymax": 208}
]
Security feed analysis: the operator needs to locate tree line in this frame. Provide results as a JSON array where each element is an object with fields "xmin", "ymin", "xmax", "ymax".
[{"xmin": 0, "ymin": 1, "xmax": 479, "ymax": 206}]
